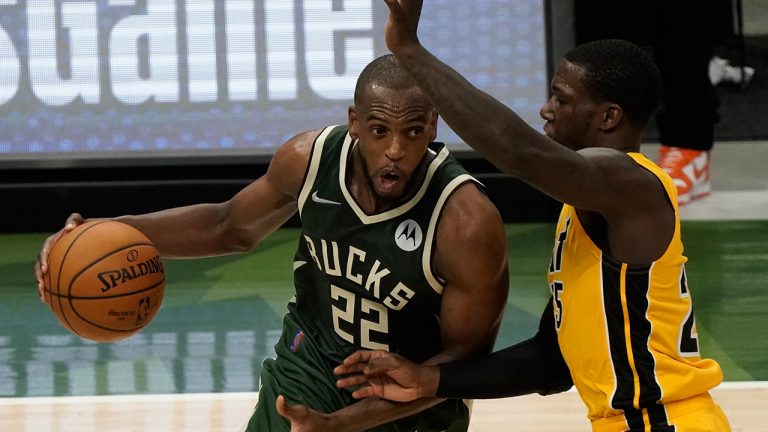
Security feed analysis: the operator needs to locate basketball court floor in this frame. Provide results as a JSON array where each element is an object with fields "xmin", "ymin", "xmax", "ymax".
[{"xmin": 1, "ymin": 141, "xmax": 766, "ymax": 431}]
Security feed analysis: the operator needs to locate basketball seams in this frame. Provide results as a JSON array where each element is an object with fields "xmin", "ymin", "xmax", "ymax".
[
  {"xmin": 50, "ymin": 278, "xmax": 166, "ymax": 300},
  {"xmin": 65, "ymin": 280, "xmax": 165, "ymax": 334},
  {"xmin": 60, "ymin": 317, "xmax": 150, "ymax": 335},
  {"xmin": 71, "ymin": 285, "xmax": 163, "ymax": 333},
  {"xmin": 65, "ymin": 241, "xmax": 156, "ymax": 298},
  {"xmin": 52, "ymin": 220, "xmax": 110, "ymax": 340}
]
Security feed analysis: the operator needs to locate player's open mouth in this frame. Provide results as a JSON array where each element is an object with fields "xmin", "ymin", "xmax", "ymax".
[{"xmin": 378, "ymin": 170, "xmax": 401, "ymax": 191}]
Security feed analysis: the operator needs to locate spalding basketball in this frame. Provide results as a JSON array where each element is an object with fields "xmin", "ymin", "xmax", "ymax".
[{"xmin": 45, "ymin": 220, "xmax": 165, "ymax": 342}]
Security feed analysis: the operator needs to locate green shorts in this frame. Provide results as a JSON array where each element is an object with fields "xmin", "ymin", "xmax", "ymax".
[{"xmin": 242, "ymin": 314, "xmax": 471, "ymax": 432}]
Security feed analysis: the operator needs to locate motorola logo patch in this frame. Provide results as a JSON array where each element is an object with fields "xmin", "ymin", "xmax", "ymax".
[{"xmin": 395, "ymin": 219, "xmax": 422, "ymax": 252}]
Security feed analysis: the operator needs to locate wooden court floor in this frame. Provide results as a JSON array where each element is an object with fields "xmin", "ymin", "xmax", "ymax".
[{"xmin": 0, "ymin": 383, "xmax": 765, "ymax": 431}]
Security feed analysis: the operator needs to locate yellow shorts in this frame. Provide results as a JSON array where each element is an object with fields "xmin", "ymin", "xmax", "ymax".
[{"xmin": 591, "ymin": 392, "xmax": 731, "ymax": 432}]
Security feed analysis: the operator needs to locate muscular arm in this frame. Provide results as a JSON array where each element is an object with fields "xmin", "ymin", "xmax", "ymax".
[
  {"xmin": 430, "ymin": 183, "xmax": 509, "ymax": 363},
  {"xmin": 381, "ymin": 1, "xmax": 619, "ymax": 211},
  {"xmin": 381, "ymin": 0, "xmax": 674, "ymax": 264},
  {"xmin": 332, "ymin": 300, "xmax": 571, "ymax": 403},
  {"xmin": 438, "ymin": 300, "xmax": 573, "ymax": 399},
  {"xmin": 35, "ymin": 130, "xmax": 319, "ymax": 299},
  {"xmin": 111, "ymin": 130, "xmax": 317, "ymax": 258}
]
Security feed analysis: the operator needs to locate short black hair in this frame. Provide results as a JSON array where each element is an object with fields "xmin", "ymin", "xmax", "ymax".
[
  {"xmin": 354, "ymin": 54, "xmax": 426, "ymax": 107},
  {"xmin": 564, "ymin": 39, "xmax": 662, "ymax": 127}
]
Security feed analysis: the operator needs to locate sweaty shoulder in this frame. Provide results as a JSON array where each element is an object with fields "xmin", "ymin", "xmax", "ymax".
[
  {"xmin": 432, "ymin": 181, "xmax": 508, "ymax": 314},
  {"xmin": 437, "ymin": 182, "xmax": 506, "ymax": 259},
  {"xmin": 576, "ymin": 147, "xmax": 675, "ymax": 263},
  {"xmin": 266, "ymin": 129, "xmax": 322, "ymax": 199},
  {"xmin": 575, "ymin": 147, "xmax": 669, "ymax": 216},
  {"xmin": 576, "ymin": 147, "xmax": 644, "ymax": 177}
]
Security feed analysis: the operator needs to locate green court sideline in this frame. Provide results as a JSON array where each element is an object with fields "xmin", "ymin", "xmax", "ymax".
[{"xmin": 1, "ymin": 221, "xmax": 766, "ymax": 399}]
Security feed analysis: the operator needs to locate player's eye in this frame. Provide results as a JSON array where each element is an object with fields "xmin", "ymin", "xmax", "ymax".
[
  {"xmin": 407, "ymin": 128, "xmax": 424, "ymax": 138},
  {"xmin": 370, "ymin": 126, "xmax": 387, "ymax": 136}
]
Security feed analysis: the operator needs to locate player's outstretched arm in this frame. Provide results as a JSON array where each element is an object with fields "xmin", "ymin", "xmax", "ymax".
[
  {"xmin": 34, "ymin": 130, "xmax": 318, "ymax": 301},
  {"xmin": 111, "ymin": 130, "xmax": 315, "ymax": 258},
  {"xmin": 381, "ymin": 0, "xmax": 552, "ymax": 180},
  {"xmin": 380, "ymin": 0, "xmax": 658, "ymax": 218},
  {"xmin": 337, "ymin": 301, "xmax": 573, "ymax": 402}
]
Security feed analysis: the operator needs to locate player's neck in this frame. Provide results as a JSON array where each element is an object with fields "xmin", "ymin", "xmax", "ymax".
[{"xmin": 346, "ymin": 145, "xmax": 431, "ymax": 214}]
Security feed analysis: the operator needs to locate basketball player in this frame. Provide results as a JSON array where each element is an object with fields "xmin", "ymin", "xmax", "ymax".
[
  {"xmin": 33, "ymin": 54, "xmax": 509, "ymax": 431},
  {"xmin": 300, "ymin": 1, "xmax": 732, "ymax": 431}
]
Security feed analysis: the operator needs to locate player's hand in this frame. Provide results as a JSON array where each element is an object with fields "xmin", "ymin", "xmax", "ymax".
[
  {"xmin": 381, "ymin": 0, "xmax": 423, "ymax": 54},
  {"xmin": 34, "ymin": 213, "xmax": 86, "ymax": 303},
  {"xmin": 334, "ymin": 349, "xmax": 439, "ymax": 402},
  {"xmin": 276, "ymin": 395, "xmax": 336, "ymax": 432}
]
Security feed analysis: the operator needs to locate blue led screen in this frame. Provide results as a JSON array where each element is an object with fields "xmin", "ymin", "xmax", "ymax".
[{"xmin": 0, "ymin": 0, "xmax": 547, "ymax": 160}]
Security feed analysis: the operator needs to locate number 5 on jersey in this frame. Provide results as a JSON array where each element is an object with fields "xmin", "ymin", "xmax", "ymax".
[{"xmin": 549, "ymin": 218, "xmax": 570, "ymax": 330}]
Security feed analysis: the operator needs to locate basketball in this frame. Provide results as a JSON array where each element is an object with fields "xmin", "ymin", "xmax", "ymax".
[{"xmin": 45, "ymin": 220, "xmax": 166, "ymax": 342}]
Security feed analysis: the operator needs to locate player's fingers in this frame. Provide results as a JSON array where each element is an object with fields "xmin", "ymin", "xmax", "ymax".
[
  {"xmin": 338, "ymin": 349, "xmax": 375, "ymax": 369},
  {"xmin": 33, "ymin": 259, "xmax": 47, "ymax": 303},
  {"xmin": 276, "ymin": 394, "xmax": 308, "ymax": 422},
  {"xmin": 382, "ymin": 0, "xmax": 405, "ymax": 16},
  {"xmin": 347, "ymin": 349, "xmax": 374, "ymax": 363},
  {"xmin": 334, "ymin": 360, "xmax": 367, "ymax": 375},
  {"xmin": 335, "ymin": 374, "xmax": 369, "ymax": 389},
  {"xmin": 64, "ymin": 213, "xmax": 85, "ymax": 231},
  {"xmin": 275, "ymin": 394, "xmax": 289, "ymax": 418},
  {"xmin": 39, "ymin": 214, "xmax": 84, "ymax": 274},
  {"xmin": 38, "ymin": 233, "xmax": 61, "ymax": 274},
  {"xmin": 351, "ymin": 385, "xmax": 377, "ymax": 399},
  {"xmin": 362, "ymin": 355, "xmax": 401, "ymax": 375}
]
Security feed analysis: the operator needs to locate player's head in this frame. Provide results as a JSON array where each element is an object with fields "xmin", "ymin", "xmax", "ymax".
[
  {"xmin": 541, "ymin": 39, "xmax": 661, "ymax": 150},
  {"xmin": 348, "ymin": 54, "xmax": 438, "ymax": 203}
]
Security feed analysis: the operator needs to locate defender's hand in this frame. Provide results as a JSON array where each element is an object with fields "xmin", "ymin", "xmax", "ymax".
[
  {"xmin": 334, "ymin": 350, "xmax": 439, "ymax": 402},
  {"xmin": 382, "ymin": 0, "xmax": 424, "ymax": 54}
]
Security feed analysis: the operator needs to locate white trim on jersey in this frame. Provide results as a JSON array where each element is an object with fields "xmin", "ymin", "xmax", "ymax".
[
  {"xmin": 297, "ymin": 125, "xmax": 337, "ymax": 218},
  {"xmin": 338, "ymin": 136, "xmax": 451, "ymax": 225},
  {"xmin": 422, "ymin": 174, "xmax": 478, "ymax": 295}
]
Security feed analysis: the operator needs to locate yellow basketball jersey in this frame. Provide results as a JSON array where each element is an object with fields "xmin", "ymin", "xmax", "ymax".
[{"xmin": 547, "ymin": 152, "xmax": 724, "ymax": 430}]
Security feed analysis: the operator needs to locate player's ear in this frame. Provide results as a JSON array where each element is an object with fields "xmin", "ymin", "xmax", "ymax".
[
  {"xmin": 600, "ymin": 103, "xmax": 623, "ymax": 132},
  {"xmin": 348, "ymin": 106, "xmax": 359, "ymax": 139},
  {"xmin": 428, "ymin": 110, "xmax": 438, "ymax": 142}
]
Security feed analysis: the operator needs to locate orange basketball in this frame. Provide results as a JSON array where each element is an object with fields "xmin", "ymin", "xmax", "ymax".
[{"xmin": 45, "ymin": 220, "xmax": 165, "ymax": 342}]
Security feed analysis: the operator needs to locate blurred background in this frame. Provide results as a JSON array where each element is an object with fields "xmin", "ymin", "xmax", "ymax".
[
  {"xmin": 0, "ymin": 2, "xmax": 766, "ymax": 429},
  {"xmin": 0, "ymin": 0, "xmax": 765, "ymax": 231}
]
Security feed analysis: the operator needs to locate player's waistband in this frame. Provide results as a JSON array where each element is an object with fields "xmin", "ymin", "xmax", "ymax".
[{"xmin": 590, "ymin": 392, "xmax": 717, "ymax": 432}]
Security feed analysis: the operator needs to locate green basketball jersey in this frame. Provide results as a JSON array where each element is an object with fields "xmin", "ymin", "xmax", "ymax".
[
  {"xmin": 290, "ymin": 124, "xmax": 482, "ymax": 365},
  {"xmin": 244, "ymin": 124, "xmax": 479, "ymax": 431}
]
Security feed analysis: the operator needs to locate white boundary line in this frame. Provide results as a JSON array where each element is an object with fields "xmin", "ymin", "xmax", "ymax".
[
  {"xmin": 0, "ymin": 392, "xmax": 257, "ymax": 406},
  {"xmin": 1, "ymin": 381, "xmax": 767, "ymax": 406},
  {"xmin": 716, "ymin": 380, "xmax": 768, "ymax": 389}
]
